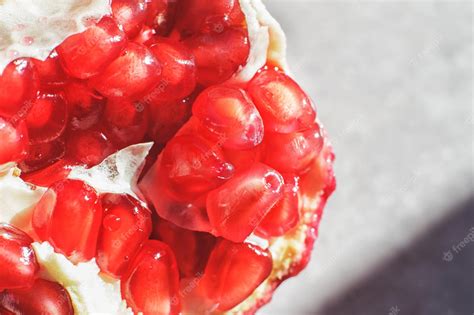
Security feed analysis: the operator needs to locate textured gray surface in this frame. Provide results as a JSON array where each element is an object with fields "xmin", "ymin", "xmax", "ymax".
[{"xmin": 260, "ymin": 1, "xmax": 473, "ymax": 314}]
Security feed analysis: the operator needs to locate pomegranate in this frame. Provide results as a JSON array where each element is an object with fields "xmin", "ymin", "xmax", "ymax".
[{"xmin": 0, "ymin": 1, "xmax": 336, "ymax": 314}]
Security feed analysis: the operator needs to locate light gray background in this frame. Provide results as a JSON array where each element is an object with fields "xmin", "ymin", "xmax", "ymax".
[{"xmin": 260, "ymin": 1, "xmax": 473, "ymax": 314}]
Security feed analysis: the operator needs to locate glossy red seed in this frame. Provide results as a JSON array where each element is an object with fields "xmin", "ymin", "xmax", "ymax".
[
  {"xmin": 103, "ymin": 98, "xmax": 148, "ymax": 147},
  {"xmin": 147, "ymin": 95, "xmax": 193, "ymax": 145},
  {"xmin": 19, "ymin": 138, "xmax": 66, "ymax": 174},
  {"xmin": 263, "ymin": 125, "xmax": 323, "ymax": 174},
  {"xmin": 183, "ymin": 27, "xmax": 249, "ymax": 86},
  {"xmin": 57, "ymin": 17, "xmax": 127, "ymax": 79},
  {"xmin": 193, "ymin": 85, "xmax": 264, "ymax": 150},
  {"xmin": 0, "ymin": 116, "xmax": 29, "ymax": 165},
  {"xmin": 63, "ymin": 80, "xmax": 104, "ymax": 131},
  {"xmin": 32, "ymin": 179, "xmax": 103, "ymax": 262},
  {"xmin": 0, "ymin": 58, "xmax": 39, "ymax": 118},
  {"xmin": 97, "ymin": 194, "xmax": 152, "ymax": 278},
  {"xmin": 0, "ymin": 224, "xmax": 39, "ymax": 291},
  {"xmin": 22, "ymin": 159, "xmax": 76, "ymax": 187},
  {"xmin": 248, "ymin": 67, "xmax": 317, "ymax": 133},
  {"xmin": 175, "ymin": 0, "xmax": 245, "ymax": 36},
  {"xmin": 223, "ymin": 145, "xmax": 262, "ymax": 171},
  {"xmin": 0, "ymin": 279, "xmax": 73, "ymax": 315},
  {"xmin": 90, "ymin": 42, "xmax": 162, "ymax": 98},
  {"xmin": 66, "ymin": 129, "xmax": 116, "ymax": 167},
  {"xmin": 199, "ymin": 240, "xmax": 272, "ymax": 311},
  {"xmin": 121, "ymin": 240, "xmax": 180, "ymax": 315},
  {"xmin": 143, "ymin": 40, "xmax": 196, "ymax": 104},
  {"xmin": 161, "ymin": 135, "xmax": 234, "ymax": 198},
  {"xmin": 153, "ymin": 219, "xmax": 216, "ymax": 277},
  {"xmin": 256, "ymin": 175, "xmax": 300, "ymax": 237},
  {"xmin": 207, "ymin": 163, "xmax": 284, "ymax": 242},
  {"xmin": 112, "ymin": 0, "xmax": 148, "ymax": 38},
  {"xmin": 25, "ymin": 92, "xmax": 68, "ymax": 144},
  {"xmin": 32, "ymin": 50, "xmax": 67, "ymax": 88},
  {"xmin": 145, "ymin": 0, "xmax": 177, "ymax": 35}
]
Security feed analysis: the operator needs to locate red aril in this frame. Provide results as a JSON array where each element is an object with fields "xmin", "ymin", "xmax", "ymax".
[
  {"xmin": 32, "ymin": 179, "xmax": 103, "ymax": 262},
  {"xmin": 248, "ymin": 67, "xmax": 317, "ymax": 133},
  {"xmin": 197, "ymin": 240, "xmax": 272, "ymax": 311},
  {"xmin": 112, "ymin": 0, "xmax": 148, "ymax": 38},
  {"xmin": 256, "ymin": 175, "xmax": 300, "ymax": 238},
  {"xmin": 63, "ymin": 80, "xmax": 104, "ymax": 131},
  {"xmin": 147, "ymin": 96, "xmax": 193, "ymax": 145},
  {"xmin": 121, "ymin": 240, "xmax": 180, "ymax": 315},
  {"xmin": 25, "ymin": 92, "xmax": 68, "ymax": 144},
  {"xmin": 22, "ymin": 159, "xmax": 77, "ymax": 188},
  {"xmin": 193, "ymin": 85, "xmax": 264, "ymax": 150},
  {"xmin": 90, "ymin": 42, "xmax": 162, "ymax": 98},
  {"xmin": 145, "ymin": 0, "xmax": 177, "ymax": 35},
  {"xmin": 103, "ymin": 98, "xmax": 149, "ymax": 147},
  {"xmin": 143, "ymin": 40, "xmax": 196, "ymax": 104},
  {"xmin": 0, "ymin": 116, "xmax": 29, "ymax": 165},
  {"xmin": 223, "ymin": 145, "xmax": 263, "ymax": 171},
  {"xmin": 263, "ymin": 124, "xmax": 324, "ymax": 174},
  {"xmin": 175, "ymin": 0, "xmax": 245, "ymax": 36},
  {"xmin": 32, "ymin": 50, "xmax": 67, "ymax": 88},
  {"xmin": 66, "ymin": 129, "xmax": 117, "ymax": 167},
  {"xmin": 0, "ymin": 58, "xmax": 39, "ymax": 118},
  {"xmin": 153, "ymin": 218, "xmax": 216, "ymax": 277},
  {"xmin": 0, "ymin": 279, "xmax": 73, "ymax": 315},
  {"xmin": 183, "ymin": 27, "xmax": 249, "ymax": 86},
  {"xmin": 161, "ymin": 134, "xmax": 234, "ymax": 198},
  {"xmin": 57, "ymin": 17, "xmax": 127, "ymax": 79},
  {"xmin": 96, "ymin": 194, "xmax": 152, "ymax": 278},
  {"xmin": 19, "ymin": 138, "xmax": 66, "ymax": 173},
  {"xmin": 207, "ymin": 163, "xmax": 284, "ymax": 242},
  {"xmin": 0, "ymin": 224, "xmax": 39, "ymax": 291}
]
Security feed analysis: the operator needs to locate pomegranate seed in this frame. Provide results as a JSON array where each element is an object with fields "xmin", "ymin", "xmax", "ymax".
[
  {"xmin": 63, "ymin": 80, "xmax": 104, "ymax": 131},
  {"xmin": 161, "ymin": 135, "xmax": 235, "ymax": 198},
  {"xmin": 193, "ymin": 85, "xmax": 264, "ymax": 150},
  {"xmin": 207, "ymin": 163, "xmax": 284, "ymax": 242},
  {"xmin": 183, "ymin": 27, "xmax": 249, "ymax": 86},
  {"xmin": 223, "ymin": 145, "xmax": 262, "ymax": 171},
  {"xmin": 248, "ymin": 67, "xmax": 317, "ymax": 133},
  {"xmin": 153, "ymin": 218, "xmax": 216, "ymax": 277},
  {"xmin": 32, "ymin": 179, "xmax": 103, "ymax": 262},
  {"xmin": 198, "ymin": 240, "xmax": 272, "ymax": 311},
  {"xmin": 0, "ymin": 279, "xmax": 73, "ymax": 315},
  {"xmin": 121, "ymin": 240, "xmax": 180, "ymax": 315},
  {"xmin": 0, "ymin": 224, "xmax": 39, "ymax": 291},
  {"xmin": 57, "ymin": 17, "xmax": 127, "ymax": 79},
  {"xmin": 19, "ymin": 138, "xmax": 66, "ymax": 174},
  {"xmin": 263, "ymin": 124, "xmax": 324, "ymax": 174},
  {"xmin": 112, "ymin": 0, "xmax": 148, "ymax": 38},
  {"xmin": 0, "ymin": 117, "xmax": 29, "ymax": 165},
  {"xmin": 22, "ymin": 159, "xmax": 76, "ymax": 187},
  {"xmin": 90, "ymin": 42, "xmax": 162, "ymax": 98},
  {"xmin": 25, "ymin": 92, "xmax": 68, "ymax": 144},
  {"xmin": 134, "ymin": 25, "xmax": 156, "ymax": 44},
  {"xmin": 175, "ymin": 0, "xmax": 245, "ymax": 36},
  {"xmin": 0, "ymin": 58, "xmax": 39, "ymax": 118},
  {"xmin": 145, "ymin": 0, "xmax": 177, "ymax": 35},
  {"xmin": 66, "ymin": 129, "xmax": 117, "ymax": 167},
  {"xmin": 32, "ymin": 50, "xmax": 67, "ymax": 88},
  {"xmin": 143, "ymin": 40, "xmax": 196, "ymax": 104},
  {"xmin": 96, "ymin": 194, "xmax": 152, "ymax": 278},
  {"xmin": 103, "ymin": 98, "xmax": 148, "ymax": 147},
  {"xmin": 256, "ymin": 175, "xmax": 300, "ymax": 237},
  {"xmin": 147, "ymin": 95, "xmax": 193, "ymax": 145}
]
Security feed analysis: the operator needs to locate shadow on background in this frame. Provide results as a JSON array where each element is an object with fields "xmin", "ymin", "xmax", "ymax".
[{"xmin": 318, "ymin": 197, "xmax": 474, "ymax": 315}]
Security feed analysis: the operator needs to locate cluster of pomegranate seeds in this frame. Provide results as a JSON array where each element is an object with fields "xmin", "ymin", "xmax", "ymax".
[{"xmin": 0, "ymin": 0, "xmax": 336, "ymax": 313}]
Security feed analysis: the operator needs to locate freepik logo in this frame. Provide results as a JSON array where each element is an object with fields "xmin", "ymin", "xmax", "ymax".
[{"xmin": 442, "ymin": 227, "xmax": 474, "ymax": 262}]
